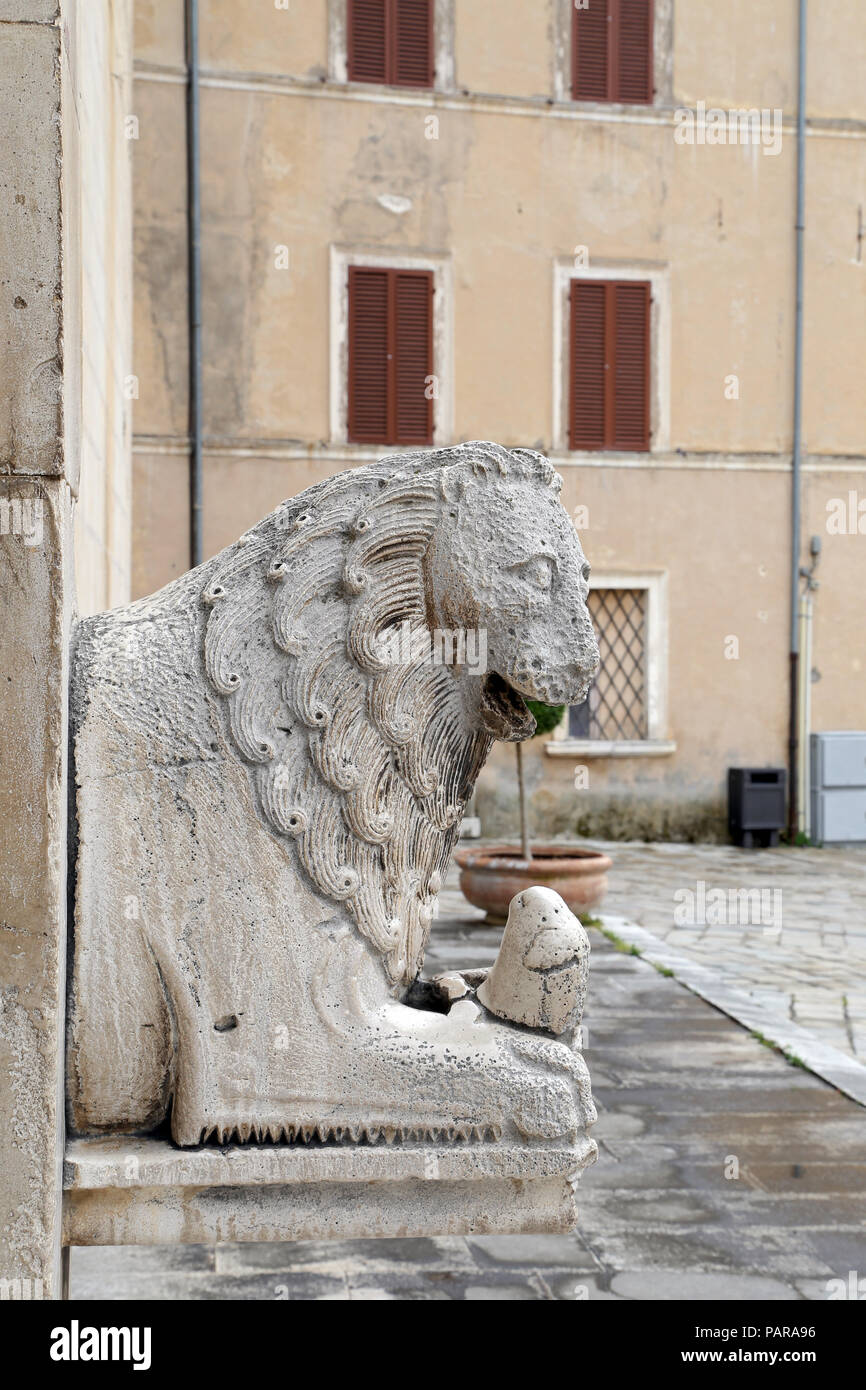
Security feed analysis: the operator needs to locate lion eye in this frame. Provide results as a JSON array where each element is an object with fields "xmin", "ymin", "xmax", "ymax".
[{"xmin": 520, "ymin": 556, "xmax": 554, "ymax": 591}]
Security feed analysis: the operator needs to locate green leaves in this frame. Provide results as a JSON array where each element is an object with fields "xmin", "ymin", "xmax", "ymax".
[{"xmin": 525, "ymin": 699, "xmax": 566, "ymax": 738}]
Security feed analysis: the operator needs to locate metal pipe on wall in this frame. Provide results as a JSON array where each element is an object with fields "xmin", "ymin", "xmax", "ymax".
[
  {"xmin": 185, "ymin": 0, "xmax": 204, "ymax": 569},
  {"xmin": 798, "ymin": 589, "xmax": 813, "ymax": 840},
  {"xmin": 788, "ymin": 0, "xmax": 808, "ymax": 840}
]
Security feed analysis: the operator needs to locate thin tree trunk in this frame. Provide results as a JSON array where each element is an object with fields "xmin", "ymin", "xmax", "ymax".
[{"xmin": 516, "ymin": 741, "xmax": 531, "ymax": 864}]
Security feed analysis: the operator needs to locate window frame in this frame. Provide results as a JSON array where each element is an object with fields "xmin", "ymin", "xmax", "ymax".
[
  {"xmin": 553, "ymin": 259, "xmax": 670, "ymax": 456},
  {"xmin": 330, "ymin": 0, "xmax": 455, "ymax": 92},
  {"xmin": 553, "ymin": 0, "xmax": 672, "ymax": 107},
  {"xmin": 330, "ymin": 245, "xmax": 453, "ymax": 449},
  {"xmin": 572, "ymin": 0, "xmax": 655, "ymax": 106},
  {"xmin": 546, "ymin": 570, "xmax": 674, "ymax": 758}
]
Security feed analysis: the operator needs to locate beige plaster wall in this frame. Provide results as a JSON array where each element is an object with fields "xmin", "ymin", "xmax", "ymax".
[{"xmin": 128, "ymin": 1, "xmax": 866, "ymax": 838}]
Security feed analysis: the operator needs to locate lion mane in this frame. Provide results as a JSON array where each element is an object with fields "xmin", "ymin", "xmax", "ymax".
[{"xmin": 202, "ymin": 442, "xmax": 560, "ymax": 986}]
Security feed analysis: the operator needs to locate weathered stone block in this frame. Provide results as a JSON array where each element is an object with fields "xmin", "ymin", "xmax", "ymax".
[
  {"xmin": 0, "ymin": 21, "xmax": 63, "ymax": 477},
  {"xmin": 0, "ymin": 476, "xmax": 73, "ymax": 1298}
]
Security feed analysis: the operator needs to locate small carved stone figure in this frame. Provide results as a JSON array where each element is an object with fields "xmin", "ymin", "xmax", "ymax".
[
  {"xmin": 68, "ymin": 442, "xmax": 600, "ymax": 1148},
  {"xmin": 478, "ymin": 887, "xmax": 591, "ymax": 1038}
]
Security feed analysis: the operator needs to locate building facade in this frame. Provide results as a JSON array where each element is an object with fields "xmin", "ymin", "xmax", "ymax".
[{"xmin": 129, "ymin": 0, "xmax": 866, "ymax": 840}]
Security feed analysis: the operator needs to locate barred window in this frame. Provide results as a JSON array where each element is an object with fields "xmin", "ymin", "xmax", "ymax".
[{"xmin": 569, "ymin": 588, "xmax": 648, "ymax": 740}]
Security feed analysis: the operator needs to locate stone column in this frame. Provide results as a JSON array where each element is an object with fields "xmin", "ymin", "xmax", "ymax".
[
  {"xmin": 0, "ymin": 0, "xmax": 132, "ymax": 1299},
  {"xmin": 0, "ymin": 0, "xmax": 71, "ymax": 1303}
]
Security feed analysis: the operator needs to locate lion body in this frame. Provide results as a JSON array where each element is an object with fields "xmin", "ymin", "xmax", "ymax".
[{"xmin": 67, "ymin": 444, "xmax": 598, "ymax": 1142}]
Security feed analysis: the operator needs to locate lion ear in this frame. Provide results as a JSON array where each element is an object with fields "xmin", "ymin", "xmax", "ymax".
[{"xmin": 439, "ymin": 465, "xmax": 465, "ymax": 506}]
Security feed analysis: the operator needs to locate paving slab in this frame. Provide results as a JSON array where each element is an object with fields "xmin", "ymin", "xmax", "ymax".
[{"xmin": 590, "ymin": 839, "xmax": 866, "ymax": 1076}]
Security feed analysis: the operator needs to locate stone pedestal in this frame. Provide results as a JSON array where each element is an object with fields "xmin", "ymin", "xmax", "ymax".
[{"xmin": 64, "ymin": 1135, "xmax": 597, "ymax": 1247}]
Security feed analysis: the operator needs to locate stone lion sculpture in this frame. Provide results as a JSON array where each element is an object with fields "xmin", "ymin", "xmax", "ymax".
[{"xmin": 68, "ymin": 442, "xmax": 600, "ymax": 1149}]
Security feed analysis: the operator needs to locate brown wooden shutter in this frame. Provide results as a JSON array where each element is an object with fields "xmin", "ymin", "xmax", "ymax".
[
  {"xmin": 393, "ymin": 270, "xmax": 433, "ymax": 444},
  {"xmin": 348, "ymin": 267, "xmax": 390, "ymax": 443},
  {"xmin": 612, "ymin": 281, "xmax": 650, "ymax": 450},
  {"xmin": 569, "ymin": 279, "xmax": 650, "ymax": 452},
  {"xmin": 617, "ymin": 0, "xmax": 654, "ymax": 103},
  {"xmin": 348, "ymin": 0, "xmax": 433, "ymax": 87},
  {"xmin": 572, "ymin": 0, "xmax": 610, "ymax": 102},
  {"xmin": 393, "ymin": 0, "xmax": 434, "ymax": 87},
  {"xmin": 348, "ymin": 0, "xmax": 388, "ymax": 84},
  {"xmin": 573, "ymin": 0, "xmax": 653, "ymax": 104},
  {"xmin": 569, "ymin": 281, "xmax": 607, "ymax": 449},
  {"xmin": 348, "ymin": 267, "xmax": 433, "ymax": 445}
]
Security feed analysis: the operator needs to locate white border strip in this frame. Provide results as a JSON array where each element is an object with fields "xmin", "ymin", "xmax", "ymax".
[
  {"xmin": 131, "ymin": 66, "xmax": 866, "ymax": 140},
  {"xmin": 130, "ymin": 437, "xmax": 866, "ymax": 475}
]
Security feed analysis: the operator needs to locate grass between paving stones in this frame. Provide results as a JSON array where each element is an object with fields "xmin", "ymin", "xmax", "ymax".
[
  {"xmin": 585, "ymin": 918, "xmax": 674, "ymax": 977},
  {"xmin": 749, "ymin": 1029, "xmax": 808, "ymax": 1070}
]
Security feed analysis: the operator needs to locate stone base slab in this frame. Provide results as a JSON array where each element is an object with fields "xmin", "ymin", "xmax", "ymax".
[{"xmin": 62, "ymin": 1135, "xmax": 596, "ymax": 1246}]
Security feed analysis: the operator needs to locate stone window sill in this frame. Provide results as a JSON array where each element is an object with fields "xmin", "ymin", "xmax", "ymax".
[{"xmin": 545, "ymin": 739, "xmax": 677, "ymax": 760}]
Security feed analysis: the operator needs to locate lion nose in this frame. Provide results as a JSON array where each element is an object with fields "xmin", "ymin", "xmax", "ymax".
[{"xmin": 562, "ymin": 649, "xmax": 599, "ymax": 704}]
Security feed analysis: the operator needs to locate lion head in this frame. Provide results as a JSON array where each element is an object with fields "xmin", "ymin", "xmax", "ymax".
[
  {"xmin": 424, "ymin": 443, "xmax": 599, "ymax": 738},
  {"xmin": 202, "ymin": 442, "xmax": 598, "ymax": 987}
]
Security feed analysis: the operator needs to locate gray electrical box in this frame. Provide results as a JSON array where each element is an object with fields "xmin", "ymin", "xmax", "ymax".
[{"xmin": 811, "ymin": 732, "xmax": 866, "ymax": 844}]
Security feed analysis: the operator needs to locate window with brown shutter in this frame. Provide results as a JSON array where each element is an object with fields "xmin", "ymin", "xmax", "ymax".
[
  {"xmin": 569, "ymin": 279, "xmax": 650, "ymax": 452},
  {"xmin": 348, "ymin": 266, "xmax": 433, "ymax": 445},
  {"xmin": 348, "ymin": 0, "xmax": 434, "ymax": 87},
  {"xmin": 572, "ymin": 0, "xmax": 653, "ymax": 104}
]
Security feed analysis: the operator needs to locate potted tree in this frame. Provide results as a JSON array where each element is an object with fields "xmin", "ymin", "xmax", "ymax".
[{"xmin": 456, "ymin": 701, "xmax": 612, "ymax": 922}]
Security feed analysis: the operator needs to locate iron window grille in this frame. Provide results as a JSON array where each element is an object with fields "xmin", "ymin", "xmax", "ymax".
[{"xmin": 569, "ymin": 588, "xmax": 648, "ymax": 740}]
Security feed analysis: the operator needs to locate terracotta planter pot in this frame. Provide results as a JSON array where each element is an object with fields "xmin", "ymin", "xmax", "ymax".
[{"xmin": 455, "ymin": 844, "xmax": 613, "ymax": 923}]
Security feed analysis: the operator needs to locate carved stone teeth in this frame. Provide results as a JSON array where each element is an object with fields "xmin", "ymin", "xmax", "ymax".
[{"xmin": 196, "ymin": 1116, "xmax": 506, "ymax": 1147}]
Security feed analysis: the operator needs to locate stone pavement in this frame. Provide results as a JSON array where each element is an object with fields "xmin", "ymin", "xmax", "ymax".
[
  {"xmin": 585, "ymin": 840, "xmax": 866, "ymax": 1100},
  {"xmin": 69, "ymin": 873, "xmax": 866, "ymax": 1301}
]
